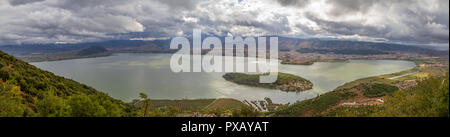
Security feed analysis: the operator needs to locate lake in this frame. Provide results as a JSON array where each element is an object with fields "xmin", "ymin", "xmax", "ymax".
[{"xmin": 31, "ymin": 53, "xmax": 416, "ymax": 104}]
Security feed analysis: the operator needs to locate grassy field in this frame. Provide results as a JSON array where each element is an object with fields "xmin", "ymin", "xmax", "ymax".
[
  {"xmin": 150, "ymin": 99, "xmax": 215, "ymax": 112},
  {"xmin": 150, "ymin": 98, "xmax": 246, "ymax": 113},
  {"xmin": 203, "ymin": 99, "xmax": 246, "ymax": 111}
]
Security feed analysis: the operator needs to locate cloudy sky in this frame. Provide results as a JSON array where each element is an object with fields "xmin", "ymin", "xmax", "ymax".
[{"xmin": 0, "ymin": 0, "xmax": 448, "ymax": 47}]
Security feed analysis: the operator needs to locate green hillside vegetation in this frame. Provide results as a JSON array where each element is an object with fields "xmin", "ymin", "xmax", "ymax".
[
  {"xmin": 327, "ymin": 73, "xmax": 448, "ymax": 117},
  {"xmin": 1, "ymin": 49, "xmax": 447, "ymax": 117},
  {"xmin": 0, "ymin": 50, "xmax": 255, "ymax": 117},
  {"xmin": 296, "ymin": 48, "xmax": 389, "ymax": 55},
  {"xmin": 378, "ymin": 73, "xmax": 449, "ymax": 117},
  {"xmin": 148, "ymin": 99, "xmax": 216, "ymax": 112},
  {"xmin": 360, "ymin": 83, "xmax": 399, "ymax": 98},
  {"xmin": 270, "ymin": 92, "xmax": 350, "ymax": 116},
  {"xmin": 223, "ymin": 72, "xmax": 313, "ymax": 92},
  {"xmin": 0, "ymin": 51, "xmax": 131, "ymax": 117},
  {"xmin": 130, "ymin": 97, "xmax": 257, "ymax": 117},
  {"xmin": 272, "ymin": 73, "xmax": 449, "ymax": 117},
  {"xmin": 324, "ymin": 106, "xmax": 383, "ymax": 117},
  {"xmin": 0, "ymin": 51, "xmax": 253, "ymax": 117}
]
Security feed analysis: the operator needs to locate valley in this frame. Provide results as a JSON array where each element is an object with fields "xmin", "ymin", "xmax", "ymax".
[{"xmin": 1, "ymin": 37, "xmax": 448, "ymax": 117}]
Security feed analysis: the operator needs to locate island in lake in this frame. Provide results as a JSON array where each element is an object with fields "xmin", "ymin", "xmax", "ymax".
[{"xmin": 223, "ymin": 72, "xmax": 313, "ymax": 92}]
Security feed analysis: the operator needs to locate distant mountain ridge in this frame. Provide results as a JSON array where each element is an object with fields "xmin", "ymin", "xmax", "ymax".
[
  {"xmin": 0, "ymin": 40, "xmax": 171, "ymax": 55},
  {"xmin": 77, "ymin": 46, "xmax": 108, "ymax": 56},
  {"xmin": 0, "ymin": 37, "xmax": 447, "ymax": 58},
  {"xmin": 277, "ymin": 37, "xmax": 449, "ymax": 56}
]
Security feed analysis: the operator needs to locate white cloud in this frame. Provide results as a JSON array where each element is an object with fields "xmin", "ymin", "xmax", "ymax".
[{"xmin": 0, "ymin": 0, "xmax": 448, "ymax": 46}]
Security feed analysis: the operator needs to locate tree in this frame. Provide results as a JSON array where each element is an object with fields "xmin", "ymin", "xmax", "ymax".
[
  {"xmin": 381, "ymin": 73, "xmax": 449, "ymax": 117},
  {"xmin": 0, "ymin": 51, "xmax": 129, "ymax": 117},
  {"xmin": 98, "ymin": 99, "xmax": 122, "ymax": 117},
  {"xmin": 139, "ymin": 92, "xmax": 151, "ymax": 117},
  {"xmin": 68, "ymin": 95, "xmax": 107, "ymax": 117},
  {"xmin": 36, "ymin": 90, "xmax": 71, "ymax": 117},
  {"xmin": 0, "ymin": 85, "xmax": 25, "ymax": 117},
  {"xmin": 165, "ymin": 106, "xmax": 180, "ymax": 117},
  {"xmin": 232, "ymin": 105, "xmax": 261, "ymax": 117}
]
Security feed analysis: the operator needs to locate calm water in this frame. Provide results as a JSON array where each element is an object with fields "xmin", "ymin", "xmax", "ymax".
[{"xmin": 31, "ymin": 53, "xmax": 416, "ymax": 104}]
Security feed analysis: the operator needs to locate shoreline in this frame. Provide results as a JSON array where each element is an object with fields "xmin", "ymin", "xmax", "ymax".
[
  {"xmin": 27, "ymin": 52, "xmax": 445, "ymax": 108},
  {"xmin": 27, "ymin": 52, "xmax": 423, "ymax": 105}
]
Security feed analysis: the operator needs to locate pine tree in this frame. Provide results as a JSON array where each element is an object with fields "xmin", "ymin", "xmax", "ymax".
[{"xmin": 139, "ymin": 92, "xmax": 151, "ymax": 117}]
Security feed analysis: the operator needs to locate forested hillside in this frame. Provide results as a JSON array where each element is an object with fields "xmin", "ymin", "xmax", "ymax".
[
  {"xmin": 0, "ymin": 51, "xmax": 133, "ymax": 117},
  {"xmin": 0, "ymin": 51, "xmax": 252, "ymax": 117},
  {"xmin": 272, "ymin": 73, "xmax": 449, "ymax": 117}
]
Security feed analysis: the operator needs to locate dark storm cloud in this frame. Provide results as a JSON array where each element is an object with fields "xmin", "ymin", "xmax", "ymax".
[
  {"xmin": 156, "ymin": 0, "xmax": 197, "ymax": 10},
  {"xmin": 283, "ymin": 0, "xmax": 449, "ymax": 44},
  {"xmin": 303, "ymin": 6, "xmax": 449, "ymax": 44},
  {"xmin": 275, "ymin": 0, "xmax": 311, "ymax": 7},
  {"xmin": 0, "ymin": 0, "xmax": 148, "ymax": 45},
  {"xmin": 0, "ymin": 0, "xmax": 448, "ymax": 46},
  {"xmin": 50, "ymin": 0, "xmax": 197, "ymax": 12},
  {"xmin": 50, "ymin": 0, "xmax": 128, "ymax": 11},
  {"xmin": 275, "ymin": 0, "xmax": 376, "ymax": 12},
  {"xmin": 8, "ymin": 0, "xmax": 45, "ymax": 6},
  {"xmin": 326, "ymin": 0, "xmax": 377, "ymax": 16},
  {"xmin": 305, "ymin": 13, "xmax": 389, "ymax": 37}
]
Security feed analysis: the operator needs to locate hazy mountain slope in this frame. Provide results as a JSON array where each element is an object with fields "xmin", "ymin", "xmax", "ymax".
[
  {"xmin": 277, "ymin": 37, "xmax": 449, "ymax": 56},
  {"xmin": 1, "ymin": 37, "xmax": 447, "ymax": 58}
]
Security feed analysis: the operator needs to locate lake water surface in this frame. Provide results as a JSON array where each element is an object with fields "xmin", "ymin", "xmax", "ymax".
[{"xmin": 31, "ymin": 53, "xmax": 416, "ymax": 104}]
